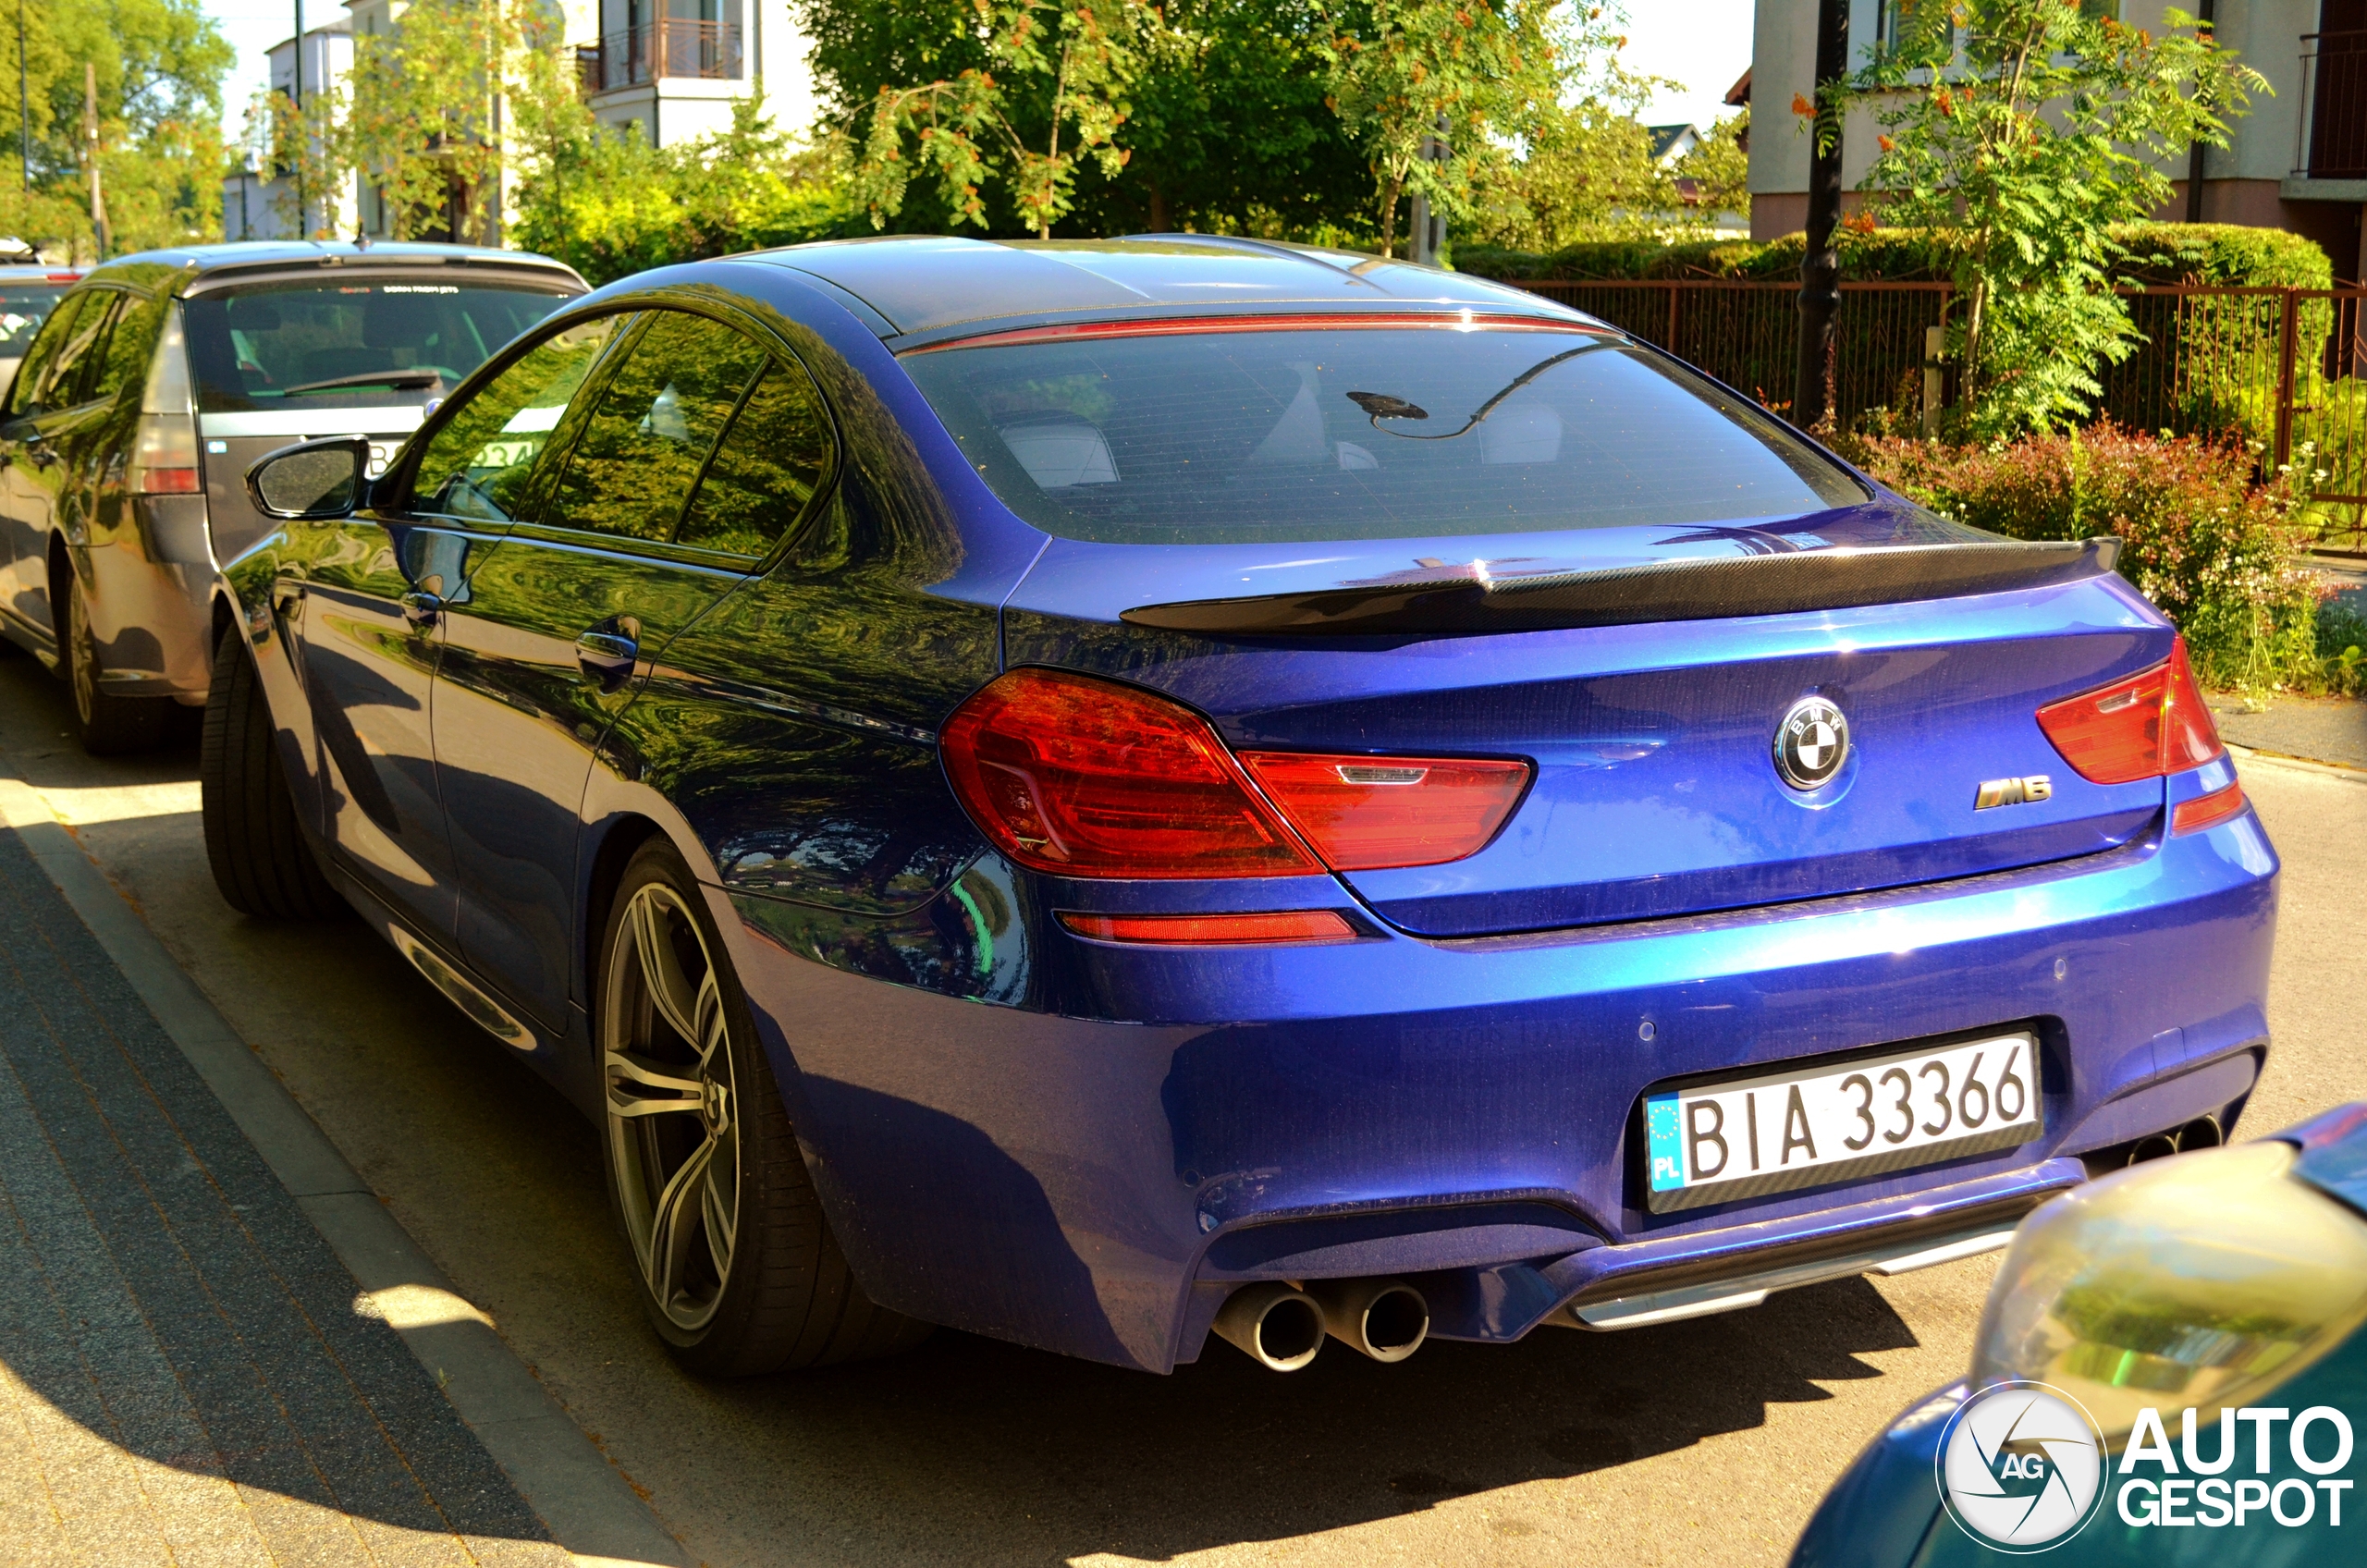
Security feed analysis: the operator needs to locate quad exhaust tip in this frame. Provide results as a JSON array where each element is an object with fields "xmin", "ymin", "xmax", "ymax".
[
  {"xmin": 1214, "ymin": 1278, "xmax": 1431, "ymax": 1370},
  {"xmin": 1213, "ymin": 1283, "xmax": 1326, "ymax": 1372},
  {"xmin": 2128, "ymin": 1115, "xmax": 2224, "ymax": 1168}
]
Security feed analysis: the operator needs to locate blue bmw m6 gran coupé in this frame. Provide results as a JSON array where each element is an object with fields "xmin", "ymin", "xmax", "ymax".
[{"xmin": 209, "ymin": 235, "xmax": 2276, "ymax": 1378}]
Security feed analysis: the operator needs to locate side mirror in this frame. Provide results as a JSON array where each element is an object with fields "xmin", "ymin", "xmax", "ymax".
[{"xmin": 247, "ymin": 435, "xmax": 370, "ymax": 520}]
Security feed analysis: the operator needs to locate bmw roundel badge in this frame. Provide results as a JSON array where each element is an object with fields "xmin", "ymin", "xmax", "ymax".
[{"xmin": 1773, "ymin": 696, "xmax": 1849, "ymax": 791}]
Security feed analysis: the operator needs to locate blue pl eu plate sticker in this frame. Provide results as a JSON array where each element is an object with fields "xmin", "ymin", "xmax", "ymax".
[{"xmin": 1646, "ymin": 1093, "xmax": 1684, "ymax": 1191}]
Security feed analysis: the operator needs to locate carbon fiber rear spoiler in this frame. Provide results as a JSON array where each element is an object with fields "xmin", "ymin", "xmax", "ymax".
[{"xmin": 1121, "ymin": 536, "xmax": 2124, "ymax": 636}]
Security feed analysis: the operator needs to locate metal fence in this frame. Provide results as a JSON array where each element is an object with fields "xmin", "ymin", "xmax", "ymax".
[{"xmin": 1492, "ymin": 277, "xmax": 2367, "ymax": 552}]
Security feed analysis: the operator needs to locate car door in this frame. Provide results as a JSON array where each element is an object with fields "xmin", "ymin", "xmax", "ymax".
[
  {"xmin": 291, "ymin": 310, "xmax": 629, "ymax": 939},
  {"xmin": 432, "ymin": 306, "xmax": 803, "ymax": 1028},
  {"xmin": 0, "ymin": 290, "xmax": 118, "ymax": 643}
]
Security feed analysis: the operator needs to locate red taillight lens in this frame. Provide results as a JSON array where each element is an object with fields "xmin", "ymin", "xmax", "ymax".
[
  {"xmin": 939, "ymin": 668, "xmax": 1320, "ymax": 878},
  {"xmin": 1058, "ymin": 910, "xmax": 1356, "ymax": 945},
  {"xmin": 136, "ymin": 466, "xmax": 202, "ymax": 495},
  {"xmin": 2172, "ymin": 781, "xmax": 2247, "ymax": 836},
  {"xmin": 1238, "ymin": 752, "xmax": 1532, "ymax": 870},
  {"xmin": 2035, "ymin": 636, "xmax": 2225, "ymax": 785}
]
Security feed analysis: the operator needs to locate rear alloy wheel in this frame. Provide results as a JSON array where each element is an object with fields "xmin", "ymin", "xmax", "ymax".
[
  {"xmin": 65, "ymin": 570, "xmax": 170, "ymax": 755},
  {"xmin": 598, "ymin": 839, "xmax": 928, "ymax": 1374},
  {"xmin": 200, "ymin": 628, "xmax": 344, "ymax": 919}
]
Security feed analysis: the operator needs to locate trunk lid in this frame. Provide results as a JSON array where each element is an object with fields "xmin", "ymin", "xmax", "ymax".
[{"xmin": 1002, "ymin": 522, "xmax": 2169, "ymax": 937}]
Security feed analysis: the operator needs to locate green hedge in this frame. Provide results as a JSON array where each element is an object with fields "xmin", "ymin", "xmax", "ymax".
[{"xmin": 1455, "ymin": 223, "xmax": 2332, "ymax": 288}]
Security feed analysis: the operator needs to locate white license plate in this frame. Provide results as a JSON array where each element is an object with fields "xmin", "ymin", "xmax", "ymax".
[{"xmin": 1643, "ymin": 1031, "xmax": 2042, "ymax": 1213}]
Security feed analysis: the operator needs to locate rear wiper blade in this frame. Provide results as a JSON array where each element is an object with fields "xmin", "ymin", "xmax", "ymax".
[
  {"xmin": 1122, "ymin": 537, "xmax": 2126, "ymax": 636},
  {"xmin": 280, "ymin": 369, "xmax": 444, "ymax": 396}
]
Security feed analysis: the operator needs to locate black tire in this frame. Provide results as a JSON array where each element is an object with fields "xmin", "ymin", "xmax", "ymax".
[
  {"xmin": 201, "ymin": 628, "xmax": 344, "ymax": 920},
  {"xmin": 64, "ymin": 570, "xmax": 171, "ymax": 755},
  {"xmin": 596, "ymin": 837, "xmax": 930, "ymax": 1376}
]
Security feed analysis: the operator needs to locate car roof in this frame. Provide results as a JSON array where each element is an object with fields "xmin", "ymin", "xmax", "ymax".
[
  {"xmin": 743, "ymin": 235, "xmax": 1582, "ymax": 341},
  {"xmin": 76, "ymin": 240, "xmax": 587, "ymax": 296}
]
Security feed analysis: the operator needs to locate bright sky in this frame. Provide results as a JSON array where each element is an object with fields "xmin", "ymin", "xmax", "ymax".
[
  {"xmin": 199, "ymin": 0, "xmax": 1760, "ymax": 141},
  {"xmin": 1623, "ymin": 0, "xmax": 1758, "ymax": 131}
]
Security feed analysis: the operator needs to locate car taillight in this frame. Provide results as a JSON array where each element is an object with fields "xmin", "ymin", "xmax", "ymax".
[
  {"xmin": 2034, "ymin": 635, "xmax": 2225, "ymax": 784},
  {"xmin": 127, "ymin": 304, "xmax": 201, "ymax": 497},
  {"xmin": 938, "ymin": 668, "xmax": 1320, "ymax": 878},
  {"xmin": 2173, "ymin": 781, "xmax": 2247, "ymax": 836},
  {"xmin": 1238, "ymin": 752, "xmax": 1532, "ymax": 870}
]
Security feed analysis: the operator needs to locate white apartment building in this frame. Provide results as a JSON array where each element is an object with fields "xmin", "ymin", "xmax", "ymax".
[
  {"xmin": 1746, "ymin": 2, "xmax": 2367, "ymax": 278},
  {"xmin": 223, "ymin": 0, "xmax": 821, "ymax": 247}
]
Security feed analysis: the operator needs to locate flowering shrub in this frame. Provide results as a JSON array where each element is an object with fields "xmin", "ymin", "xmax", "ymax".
[{"xmin": 1846, "ymin": 423, "xmax": 2332, "ymax": 692}]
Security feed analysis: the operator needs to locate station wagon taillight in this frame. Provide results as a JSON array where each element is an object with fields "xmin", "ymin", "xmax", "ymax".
[
  {"xmin": 2034, "ymin": 635, "xmax": 2224, "ymax": 784},
  {"xmin": 939, "ymin": 668, "xmax": 1531, "ymax": 879},
  {"xmin": 127, "ymin": 306, "xmax": 201, "ymax": 497}
]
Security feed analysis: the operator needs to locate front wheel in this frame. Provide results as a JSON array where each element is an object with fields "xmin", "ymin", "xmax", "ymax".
[{"xmin": 597, "ymin": 838, "xmax": 929, "ymax": 1375}]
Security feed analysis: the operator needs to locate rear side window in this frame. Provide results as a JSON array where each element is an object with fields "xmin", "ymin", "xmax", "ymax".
[
  {"xmin": 543, "ymin": 310, "xmax": 769, "ymax": 545},
  {"xmin": 85, "ymin": 292, "xmax": 165, "ymax": 407},
  {"xmin": 676, "ymin": 361, "xmax": 833, "ymax": 557},
  {"xmin": 33, "ymin": 291, "xmax": 122, "ymax": 410},
  {"xmin": 900, "ymin": 324, "xmax": 1869, "ymax": 545},
  {"xmin": 182, "ymin": 279, "xmax": 574, "ymax": 413},
  {"xmin": 411, "ymin": 313, "xmax": 628, "ymax": 522}
]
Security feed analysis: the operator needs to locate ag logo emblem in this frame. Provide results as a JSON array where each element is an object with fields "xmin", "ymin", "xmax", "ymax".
[
  {"xmin": 1772, "ymin": 695, "xmax": 1849, "ymax": 791},
  {"xmin": 1935, "ymin": 1381, "xmax": 2109, "ymax": 1553}
]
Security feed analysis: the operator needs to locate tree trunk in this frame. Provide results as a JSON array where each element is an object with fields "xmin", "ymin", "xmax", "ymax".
[
  {"xmin": 1148, "ymin": 180, "xmax": 1168, "ymax": 232},
  {"xmin": 1379, "ymin": 168, "xmax": 1404, "ymax": 258}
]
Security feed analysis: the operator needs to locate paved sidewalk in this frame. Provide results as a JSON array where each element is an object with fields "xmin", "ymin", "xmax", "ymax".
[{"xmin": 0, "ymin": 819, "xmax": 572, "ymax": 1566}]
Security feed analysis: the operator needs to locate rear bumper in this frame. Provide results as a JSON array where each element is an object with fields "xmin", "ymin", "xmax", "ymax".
[{"xmin": 718, "ymin": 798, "xmax": 2277, "ymax": 1372}]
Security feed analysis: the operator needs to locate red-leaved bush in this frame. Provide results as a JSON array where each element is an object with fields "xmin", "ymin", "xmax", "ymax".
[{"xmin": 1846, "ymin": 423, "xmax": 2327, "ymax": 690}]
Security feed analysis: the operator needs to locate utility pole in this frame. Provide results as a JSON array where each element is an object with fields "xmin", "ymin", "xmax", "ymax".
[
  {"xmin": 292, "ymin": 0, "xmax": 305, "ymax": 239},
  {"xmin": 17, "ymin": 0, "xmax": 27, "ymax": 192},
  {"xmin": 83, "ymin": 61, "xmax": 106, "ymax": 258},
  {"xmin": 2185, "ymin": 0, "xmax": 2216, "ymax": 224},
  {"xmin": 1793, "ymin": 0, "xmax": 1848, "ymax": 433}
]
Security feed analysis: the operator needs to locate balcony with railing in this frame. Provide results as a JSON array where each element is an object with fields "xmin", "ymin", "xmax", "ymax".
[
  {"xmin": 2298, "ymin": 31, "xmax": 2367, "ymax": 180},
  {"xmin": 578, "ymin": 20, "xmax": 742, "ymax": 95}
]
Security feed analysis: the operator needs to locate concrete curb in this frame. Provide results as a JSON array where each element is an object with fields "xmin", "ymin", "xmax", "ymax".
[
  {"xmin": 2226, "ymin": 741, "xmax": 2367, "ymax": 783},
  {"xmin": 0, "ymin": 773, "xmax": 693, "ymax": 1568}
]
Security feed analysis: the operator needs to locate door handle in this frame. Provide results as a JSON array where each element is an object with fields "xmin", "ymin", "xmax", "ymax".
[
  {"xmin": 575, "ymin": 629, "xmax": 639, "ymax": 692},
  {"xmin": 399, "ymin": 589, "xmax": 442, "ymax": 628}
]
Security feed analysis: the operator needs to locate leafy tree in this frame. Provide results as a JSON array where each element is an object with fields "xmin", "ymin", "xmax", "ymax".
[
  {"xmin": 850, "ymin": 0, "xmax": 1144, "ymax": 239},
  {"xmin": 511, "ymin": 97, "xmax": 856, "ymax": 285},
  {"xmin": 1315, "ymin": 0, "xmax": 1587, "ymax": 257},
  {"xmin": 1846, "ymin": 3, "xmax": 2263, "ymax": 437},
  {"xmin": 0, "ymin": 0, "xmax": 233, "ymax": 256},
  {"xmin": 340, "ymin": 0, "xmax": 546, "ymax": 243},
  {"xmin": 1674, "ymin": 107, "xmax": 1747, "ymax": 222}
]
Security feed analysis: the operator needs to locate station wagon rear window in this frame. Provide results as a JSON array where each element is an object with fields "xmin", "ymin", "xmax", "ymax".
[
  {"xmin": 901, "ymin": 320, "xmax": 1868, "ymax": 545},
  {"xmin": 184, "ymin": 279, "xmax": 573, "ymax": 414}
]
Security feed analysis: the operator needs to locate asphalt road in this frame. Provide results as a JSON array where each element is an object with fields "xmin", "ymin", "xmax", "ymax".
[{"xmin": 2, "ymin": 650, "xmax": 2361, "ymax": 1568}]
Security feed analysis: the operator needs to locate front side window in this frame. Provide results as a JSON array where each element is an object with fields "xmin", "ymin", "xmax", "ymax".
[
  {"xmin": 900, "ymin": 322, "xmax": 1868, "ymax": 545},
  {"xmin": 675, "ymin": 360, "xmax": 834, "ymax": 557},
  {"xmin": 182, "ymin": 278, "xmax": 575, "ymax": 414},
  {"xmin": 410, "ymin": 313, "xmax": 628, "ymax": 522},
  {"xmin": 543, "ymin": 310, "xmax": 771, "ymax": 545}
]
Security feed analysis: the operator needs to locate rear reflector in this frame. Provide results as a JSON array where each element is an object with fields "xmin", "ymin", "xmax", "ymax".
[
  {"xmin": 1058, "ymin": 910, "xmax": 1357, "ymax": 945},
  {"xmin": 1240, "ymin": 752, "xmax": 1533, "ymax": 870},
  {"xmin": 2035, "ymin": 636, "xmax": 2225, "ymax": 784},
  {"xmin": 939, "ymin": 668, "xmax": 1320, "ymax": 878},
  {"xmin": 2172, "ymin": 781, "xmax": 2247, "ymax": 836}
]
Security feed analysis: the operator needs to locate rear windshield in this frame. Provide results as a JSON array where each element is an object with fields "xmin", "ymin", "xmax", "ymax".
[
  {"xmin": 184, "ymin": 278, "xmax": 573, "ymax": 414},
  {"xmin": 901, "ymin": 324, "xmax": 1868, "ymax": 545},
  {"xmin": 0, "ymin": 284, "xmax": 68, "ymax": 354}
]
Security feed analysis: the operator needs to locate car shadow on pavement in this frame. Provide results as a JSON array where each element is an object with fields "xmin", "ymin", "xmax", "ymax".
[{"xmin": 693, "ymin": 1269, "xmax": 1919, "ymax": 1562}]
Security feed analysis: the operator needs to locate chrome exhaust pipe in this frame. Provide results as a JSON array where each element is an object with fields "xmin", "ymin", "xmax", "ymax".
[
  {"xmin": 2129, "ymin": 1132, "xmax": 2179, "ymax": 1165},
  {"xmin": 1213, "ymin": 1282, "xmax": 1325, "ymax": 1372},
  {"xmin": 2177, "ymin": 1115, "xmax": 2224, "ymax": 1153},
  {"xmin": 1308, "ymin": 1278, "xmax": 1429, "ymax": 1363}
]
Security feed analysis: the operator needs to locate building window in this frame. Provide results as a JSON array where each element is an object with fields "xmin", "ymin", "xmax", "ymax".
[{"xmin": 1881, "ymin": 0, "xmax": 2116, "ymax": 54}]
